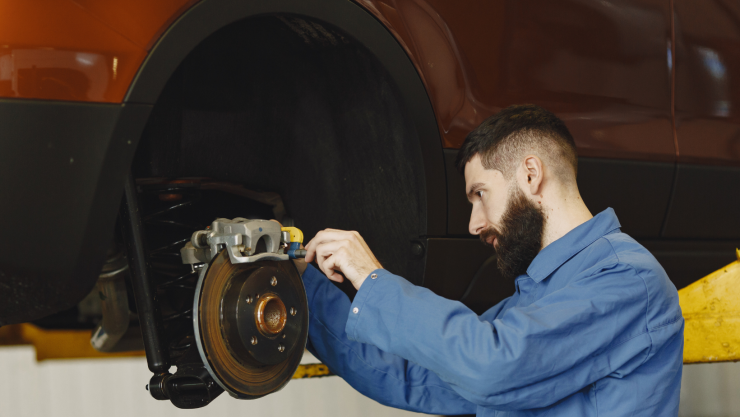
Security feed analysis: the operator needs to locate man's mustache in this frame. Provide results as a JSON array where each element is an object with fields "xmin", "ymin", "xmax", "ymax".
[{"xmin": 480, "ymin": 226, "xmax": 499, "ymax": 247}]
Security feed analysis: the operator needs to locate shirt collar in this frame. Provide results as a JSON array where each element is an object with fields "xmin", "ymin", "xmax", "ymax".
[{"xmin": 526, "ymin": 208, "xmax": 621, "ymax": 283}]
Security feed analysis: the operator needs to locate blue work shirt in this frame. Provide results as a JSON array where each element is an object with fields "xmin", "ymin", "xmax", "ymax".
[{"xmin": 302, "ymin": 208, "xmax": 684, "ymax": 416}]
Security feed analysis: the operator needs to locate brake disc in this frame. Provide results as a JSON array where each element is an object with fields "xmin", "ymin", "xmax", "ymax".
[{"xmin": 188, "ymin": 219, "xmax": 309, "ymax": 398}]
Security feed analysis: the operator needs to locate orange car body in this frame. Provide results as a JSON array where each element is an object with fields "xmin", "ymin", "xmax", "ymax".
[
  {"xmin": 3, "ymin": 0, "xmax": 739, "ymax": 165},
  {"xmin": 1, "ymin": 0, "xmax": 739, "ymax": 324}
]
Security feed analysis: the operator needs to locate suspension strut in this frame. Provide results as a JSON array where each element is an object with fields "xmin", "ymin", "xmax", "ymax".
[
  {"xmin": 121, "ymin": 174, "xmax": 224, "ymax": 408},
  {"xmin": 120, "ymin": 175, "xmax": 307, "ymax": 408}
]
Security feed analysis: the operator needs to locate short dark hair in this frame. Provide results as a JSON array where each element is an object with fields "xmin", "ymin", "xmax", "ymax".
[{"xmin": 456, "ymin": 104, "xmax": 578, "ymax": 183}]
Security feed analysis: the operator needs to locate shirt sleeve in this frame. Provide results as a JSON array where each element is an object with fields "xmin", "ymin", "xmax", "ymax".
[
  {"xmin": 301, "ymin": 264, "xmax": 477, "ymax": 415},
  {"xmin": 345, "ymin": 264, "xmax": 652, "ymax": 411}
]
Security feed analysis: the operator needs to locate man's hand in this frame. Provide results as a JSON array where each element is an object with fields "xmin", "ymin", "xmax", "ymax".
[{"xmin": 304, "ymin": 229, "xmax": 383, "ymax": 290}]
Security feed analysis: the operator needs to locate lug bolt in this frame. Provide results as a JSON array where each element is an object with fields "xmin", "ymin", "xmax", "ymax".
[
  {"xmin": 251, "ymin": 336, "xmax": 258, "ymax": 345},
  {"xmin": 246, "ymin": 296, "xmax": 253, "ymax": 304},
  {"xmin": 271, "ymin": 276, "xmax": 277, "ymax": 286},
  {"xmin": 278, "ymin": 344, "xmax": 285, "ymax": 352},
  {"xmin": 283, "ymin": 334, "xmax": 286, "ymax": 339},
  {"xmin": 290, "ymin": 307, "xmax": 297, "ymax": 316}
]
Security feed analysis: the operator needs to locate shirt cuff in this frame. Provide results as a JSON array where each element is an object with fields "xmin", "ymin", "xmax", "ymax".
[{"xmin": 345, "ymin": 268, "xmax": 394, "ymax": 342}]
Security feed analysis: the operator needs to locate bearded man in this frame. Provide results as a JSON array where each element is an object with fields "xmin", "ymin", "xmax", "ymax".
[{"xmin": 298, "ymin": 104, "xmax": 684, "ymax": 416}]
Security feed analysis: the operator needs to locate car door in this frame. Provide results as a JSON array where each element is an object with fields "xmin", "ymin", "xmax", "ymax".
[{"xmin": 663, "ymin": 0, "xmax": 740, "ymax": 240}]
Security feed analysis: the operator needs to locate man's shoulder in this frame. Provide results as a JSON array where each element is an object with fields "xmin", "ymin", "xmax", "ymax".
[
  {"xmin": 569, "ymin": 231, "xmax": 662, "ymax": 275},
  {"xmin": 568, "ymin": 231, "xmax": 675, "ymax": 301},
  {"xmin": 563, "ymin": 232, "xmax": 633, "ymax": 279},
  {"xmin": 598, "ymin": 232, "xmax": 665, "ymax": 279},
  {"xmin": 596, "ymin": 232, "xmax": 682, "ymax": 329}
]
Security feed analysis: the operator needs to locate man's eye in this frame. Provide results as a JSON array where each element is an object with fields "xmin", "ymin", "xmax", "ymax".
[{"xmin": 476, "ymin": 191, "xmax": 483, "ymax": 198}]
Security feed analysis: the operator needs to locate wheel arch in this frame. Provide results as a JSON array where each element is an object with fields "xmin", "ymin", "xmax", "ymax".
[{"xmin": 125, "ymin": 0, "xmax": 447, "ymax": 237}]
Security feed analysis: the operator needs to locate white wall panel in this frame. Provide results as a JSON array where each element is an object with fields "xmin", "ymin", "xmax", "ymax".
[
  {"xmin": 680, "ymin": 362, "xmax": 740, "ymax": 417},
  {"xmin": 0, "ymin": 347, "xmax": 433, "ymax": 417},
  {"xmin": 4, "ymin": 345, "xmax": 738, "ymax": 417}
]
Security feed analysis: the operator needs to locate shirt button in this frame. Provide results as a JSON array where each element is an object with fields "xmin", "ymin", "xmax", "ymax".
[
  {"xmin": 352, "ymin": 307, "xmax": 359, "ymax": 314},
  {"xmin": 371, "ymin": 274, "xmax": 378, "ymax": 279}
]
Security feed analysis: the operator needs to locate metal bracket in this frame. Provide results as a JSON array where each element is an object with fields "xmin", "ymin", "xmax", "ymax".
[{"xmin": 180, "ymin": 218, "xmax": 289, "ymax": 265}]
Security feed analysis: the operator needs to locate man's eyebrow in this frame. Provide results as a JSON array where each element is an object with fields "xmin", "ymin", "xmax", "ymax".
[{"xmin": 466, "ymin": 182, "xmax": 485, "ymax": 202}]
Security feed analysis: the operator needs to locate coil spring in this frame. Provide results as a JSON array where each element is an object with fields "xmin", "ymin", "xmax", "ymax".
[{"xmin": 140, "ymin": 183, "xmax": 203, "ymax": 352}]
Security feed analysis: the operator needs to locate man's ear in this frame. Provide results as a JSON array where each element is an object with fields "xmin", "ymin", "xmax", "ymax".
[{"xmin": 523, "ymin": 155, "xmax": 544, "ymax": 195}]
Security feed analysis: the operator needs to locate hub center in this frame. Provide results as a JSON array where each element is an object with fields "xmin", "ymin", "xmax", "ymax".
[{"xmin": 255, "ymin": 294, "xmax": 287, "ymax": 335}]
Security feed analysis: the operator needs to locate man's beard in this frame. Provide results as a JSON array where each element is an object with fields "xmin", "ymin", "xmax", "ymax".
[{"xmin": 480, "ymin": 187, "xmax": 545, "ymax": 281}]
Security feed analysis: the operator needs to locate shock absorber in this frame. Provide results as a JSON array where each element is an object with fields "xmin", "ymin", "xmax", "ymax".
[{"xmin": 121, "ymin": 173, "xmax": 171, "ymax": 376}]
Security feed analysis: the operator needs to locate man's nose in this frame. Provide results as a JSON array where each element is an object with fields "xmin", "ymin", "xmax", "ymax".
[{"xmin": 469, "ymin": 205, "xmax": 486, "ymax": 235}]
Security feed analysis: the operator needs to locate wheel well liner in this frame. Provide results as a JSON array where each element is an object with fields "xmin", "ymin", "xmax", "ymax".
[
  {"xmin": 125, "ymin": 0, "xmax": 446, "ymax": 237},
  {"xmin": 129, "ymin": 1, "xmax": 449, "ymax": 284}
]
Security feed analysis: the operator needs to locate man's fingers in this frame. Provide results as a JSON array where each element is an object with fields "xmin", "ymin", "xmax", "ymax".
[
  {"xmin": 305, "ymin": 229, "xmax": 358, "ymax": 262},
  {"xmin": 320, "ymin": 248, "xmax": 347, "ymax": 283},
  {"xmin": 308, "ymin": 230, "xmax": 360, "ymax": 247},
  {"xmin": 314, "ymin": 240, "xmax": 349, "ymax": 256},
  {"xmin": 312, "ymin": 240, "xmax": 350, "ymax": 272},
  {"xmin": 311, "ymin": 241, "xmax": 349, "ymax": 279},
  {"xmin": 305, "ymin": 245, "xmax": 316, "ymax": 263},
  {"xmin": 304, "ymin": 229, "xmax": 381, "ymax": 289},
  {"xmin": 304, "ymin": 234, "xmax": 330, "ymax": 262}
]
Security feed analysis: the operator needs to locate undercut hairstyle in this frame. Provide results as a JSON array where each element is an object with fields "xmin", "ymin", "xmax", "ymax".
[{"xmin": 456, "ymin": 104, "xmax": 578, "ymax": 184}]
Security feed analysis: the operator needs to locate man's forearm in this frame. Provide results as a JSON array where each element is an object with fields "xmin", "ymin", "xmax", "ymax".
[{"xmin": 301, "ymin": 264, "xmax": 476, "ymax": 415}]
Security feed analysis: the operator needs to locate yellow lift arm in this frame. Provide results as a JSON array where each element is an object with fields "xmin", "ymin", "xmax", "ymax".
[{"xmin": 679, "ymin": 249, "xmax": 740, "ymax": 364}]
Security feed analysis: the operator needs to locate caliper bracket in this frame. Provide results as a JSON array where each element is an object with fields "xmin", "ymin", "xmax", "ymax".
[{"xmin": 180, "ymin": 218, "xmax": 305, "ymax": 265}]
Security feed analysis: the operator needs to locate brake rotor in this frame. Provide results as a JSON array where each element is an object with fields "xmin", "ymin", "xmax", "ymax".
[{"xmin": 193, "ymin": 250, "xmax": 308, "ymax": 399}]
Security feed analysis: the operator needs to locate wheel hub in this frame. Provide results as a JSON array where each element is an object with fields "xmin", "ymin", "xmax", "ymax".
[{"xmin": 193, "ymin": 250, "xmax": 308, "ymax": 398}]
